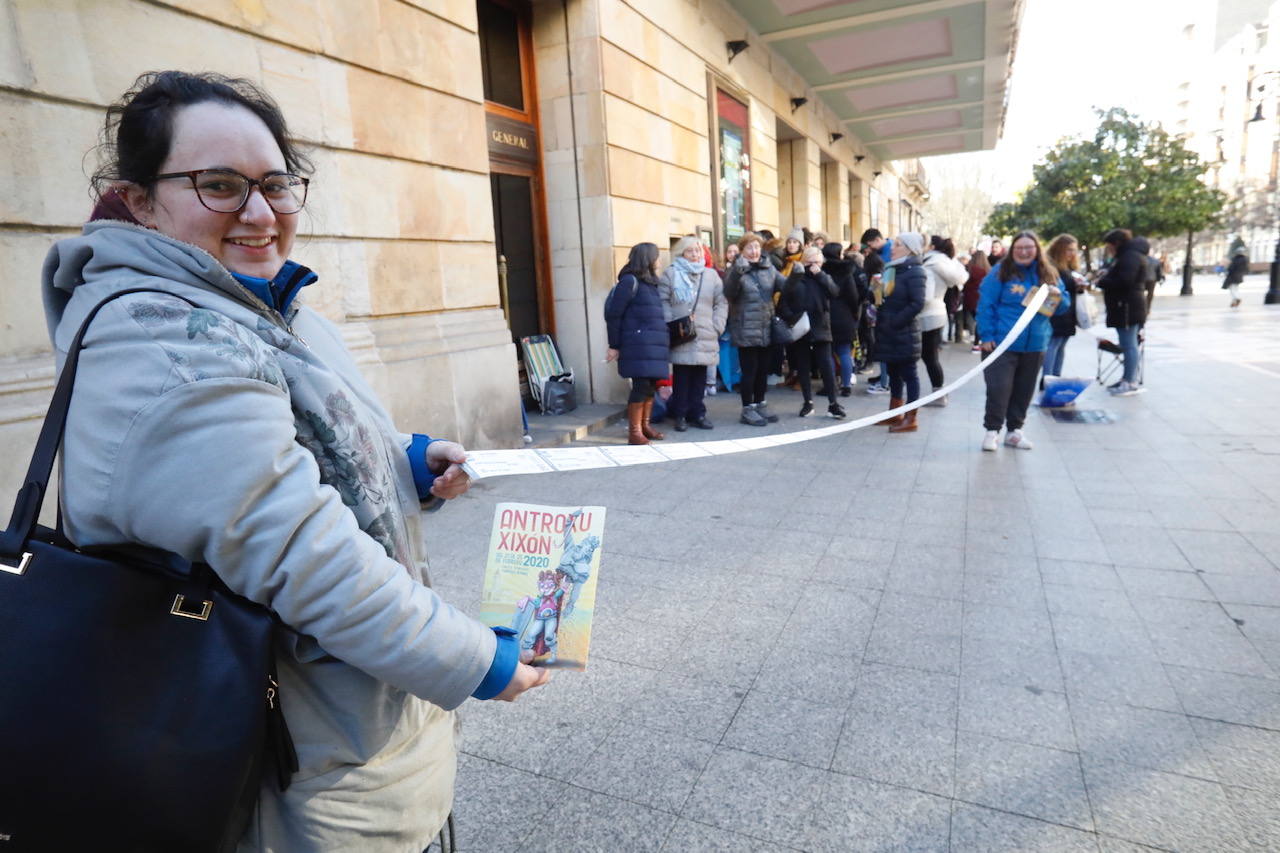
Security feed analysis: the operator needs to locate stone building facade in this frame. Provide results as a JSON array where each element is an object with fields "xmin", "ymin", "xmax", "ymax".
[{"xmin": 0, "ymin": 0, "xmax": 1019, "ymax": 501}]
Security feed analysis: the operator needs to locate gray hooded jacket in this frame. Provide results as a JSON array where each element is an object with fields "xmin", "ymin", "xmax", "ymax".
[{"xmin": 42, "ymin": 222, "xmax": 495, "ymax": 851}]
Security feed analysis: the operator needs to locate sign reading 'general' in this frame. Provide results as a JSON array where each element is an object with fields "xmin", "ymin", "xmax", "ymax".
[{"xmin": 486, "ymin": 113, "xmax": 539, "ymax": 167}]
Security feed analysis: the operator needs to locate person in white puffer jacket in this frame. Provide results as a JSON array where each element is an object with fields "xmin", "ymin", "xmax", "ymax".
[{"xmin": 919, "ymin": 236, "xmax": 969, "ymax": 405}]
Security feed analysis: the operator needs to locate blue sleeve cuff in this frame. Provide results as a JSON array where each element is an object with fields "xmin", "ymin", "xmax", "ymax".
[
  {"xmin": 472, "ymin": 627, "xmax": 520, "ymax": 700},
  {"xmin": 407, "ymin": 433, "xmax": 442, "ymax": 502}
]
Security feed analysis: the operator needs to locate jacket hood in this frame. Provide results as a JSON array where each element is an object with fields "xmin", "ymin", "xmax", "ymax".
[
  {"xmin": 822, "ymin": 258, "xmax": 854, "ymax": 276},
  {"xmin": 42, "ymin": 221, "xmax": 286, "ymax": 344},
  {"xmin": 1128, "ymin": 236, "xmax": 1151, "ymax": 255}
]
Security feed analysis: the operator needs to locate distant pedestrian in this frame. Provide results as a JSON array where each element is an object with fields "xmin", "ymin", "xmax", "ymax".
[
  {"xmin": 987, "ymin": 238, "xmax": 1006, "ymax": 266},
  {"xmin": 1096, "ymin": 228, "xmax": 1149, "ymax": 396},
  {"xmin": 781, "ymin": 245, "xmax": 844, "ymax": 418},
  {"xmin": 1223, "ymin": 248, "xmax": 1248, "ymax": 308},
  {"xmin": 724, "ymin": 232, "xmax": 786, "ymax": 426},
  {"xmin": 606, "ymin": 242, "xmax": 670, "ymax": 444},
  {"xmin": 1142, "ymin": 246, "xmax": 1164, "ymax": 313},
  {"xmin": 861, "ymin": 228, "xmax": 893, "ymax": 266},
  {"xmin": 775, "ymin": 229, "xmax": 805, "ymax": 276},
  {"xmin": 920, "ymin": 235, "xmax": 968, "ymax": 406},
  {"xmin": 873, "ymin": 232, "xmax": 928, "ymax": 433},
  {"xmin": 719, "ymin": 242, "xmax": 740, "ymax": 278},
  {"xmin": 977, "ymin": 230, "xmax": 1071, "ymax": 451},
  {"xmin": 1042, "ymin": 234, "xmax": 1084, "ymax": 381},
  {"xmin": 962, "ymin": 250, "xmax": 989, "ymax": 348},
  {"xmin": 659, "ymin": 236, "xmax": 726, "ymax": 431},
  {"xmin": 862, "ymin": 241, "xmax": 890, "ymax": 394},
  {"xmin": 823, "ymin": 242, "xmax": 862, "ymax": 397}
]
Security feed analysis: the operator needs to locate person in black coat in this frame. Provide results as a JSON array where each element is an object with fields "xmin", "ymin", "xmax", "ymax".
[
  {"xmin": 605, "ymin": 242, "xmax": 671, "ymax": 443},
  {"xmin": 873, "ymin": 232, "xmax": 928, "ymax": 432},
  {"xmin": 1096, "ymin": 229, "xmax": 1148, "ymax": 395},
  {"xmin": 780, "ymin": 246, "xmax": 845, "ymax": 418},
  {"xmin": 823, "ymin": 242, "xmax": 862, "ymax": 397},
  {"xmin": 1223, "ymin": 249, "xmax": 1249, "ymax": 308}
]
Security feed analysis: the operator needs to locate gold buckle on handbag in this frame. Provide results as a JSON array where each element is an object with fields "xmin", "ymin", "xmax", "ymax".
[
  {"xmin": 170, "ymin": 594, "xmax": 213, "ymax": 621},
  {"xmin": 0, "ymin": 552, "xmax": 32, "ymax": 575}
]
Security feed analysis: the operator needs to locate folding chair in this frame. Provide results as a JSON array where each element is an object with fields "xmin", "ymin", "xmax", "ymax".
[
  {"xmin": 1096, "ymin": 329, "xmax": 1145, "ymax": 387},
  {"xmin": 520, "ymin": 334, "xmax": 567, "ymax": 413}
]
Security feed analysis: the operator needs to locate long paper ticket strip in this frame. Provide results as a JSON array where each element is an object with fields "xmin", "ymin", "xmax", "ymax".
[{"xmin": 463, "ymin": 287, "xmax": 1048, "ymax": 480}]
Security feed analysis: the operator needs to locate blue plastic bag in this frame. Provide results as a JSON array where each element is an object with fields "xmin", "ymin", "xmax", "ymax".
[{"xmin": 1040, "ymin": 376, "xmax": 1090, "ymax": 408}]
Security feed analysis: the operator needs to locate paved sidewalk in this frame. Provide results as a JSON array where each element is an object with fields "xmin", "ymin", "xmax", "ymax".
[{"xmin": 429, "ymin": 275, "xmax": 1280, "ymax": 851}]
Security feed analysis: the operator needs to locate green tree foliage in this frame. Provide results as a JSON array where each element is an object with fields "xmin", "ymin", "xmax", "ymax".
[{"xmin": 985, "ymin": 108, "xmax": 1225, "ymax": 248}]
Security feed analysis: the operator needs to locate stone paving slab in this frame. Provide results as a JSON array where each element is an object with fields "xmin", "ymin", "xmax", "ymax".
[{"xmin": 437, "ymin": 282, "xmax": 1280, "ymax": 850}]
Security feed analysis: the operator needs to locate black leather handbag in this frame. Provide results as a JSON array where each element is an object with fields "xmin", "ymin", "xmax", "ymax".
[
  {"xmin": 0, "ymin": 289, "xmax": 297, "ymax": 852},
  {"xmin": 667, "ymin": 276, "xmax": 704, "ymax": 347}
]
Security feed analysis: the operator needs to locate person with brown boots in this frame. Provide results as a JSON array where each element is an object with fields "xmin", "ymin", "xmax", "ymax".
[
  {"xmin": 605, "ymin": 242, "xmax": 671, "ymax": 444},
  {"xmin": 872, "ymin": 232, "xmax": 928, "ymax": 434}
]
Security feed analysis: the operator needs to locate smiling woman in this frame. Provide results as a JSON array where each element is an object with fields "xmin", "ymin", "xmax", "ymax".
[{"xmin": 42, "ymin": 70, "xmax": 549, "ymax": 850}]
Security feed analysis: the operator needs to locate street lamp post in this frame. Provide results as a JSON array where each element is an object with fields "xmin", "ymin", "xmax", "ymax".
[{"xmin": 1248, "ymin": 72, "xmax": 1280, "ymax": 304}]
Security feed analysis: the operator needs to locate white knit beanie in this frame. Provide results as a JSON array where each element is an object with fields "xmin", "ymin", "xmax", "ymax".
[{"xmin": 896, "ymin": 232, "xmax": 925, "ymax": 256}]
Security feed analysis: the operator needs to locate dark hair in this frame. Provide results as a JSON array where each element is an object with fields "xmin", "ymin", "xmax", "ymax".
[
  {"xmin": 997, "ymin": 230, "xmax": 1057, "ymax": 285},
  {"xmin": 620, "ymin": 242, "xmax": 661, "ymax": 282},
  {"xmin": 757, "ymin": 229, "xmax": 776, "ymax": 242},
  {"xmin": 1101, "ymin": 228, "xmax": 1132, "ymax": 247},
  {"xmin": 930, "ymin": 235, "xmax": 956, "ymax": 258},
  {"xmin": 860, "ymin": 228, "xmax": 883, "ymax": 244},
  {"xmin": 92, "ymin": 71, "xmax": 311, "ymax": 198}
]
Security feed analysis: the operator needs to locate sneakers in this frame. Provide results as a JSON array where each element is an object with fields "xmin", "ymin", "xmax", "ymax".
[
  {"xmin": 672, "ymin": 416, "xmax": 688, "ymax": 432},
  {"xmin": 866, "ymin": 384, "xmax": 890, "ymax": 396},
  {"xmin": 839, "ymin": 385, "xmax": 853, "ymax": 397},
  {"xmin": 925, "ymin": 392, "xmax": 948, "ymax": 408},
  {"xmin": 981, "ymin": 430, "xmax": 999, "ymax": 452},
  {"xmin": 755, "ymin": 402, "xmax": 779, "ymax": 423},
  {"xmin": 1109, "ymin": 381, "xmax": 1145, "ymax": 397},
  {"xmin": 740, "ymin": 405, "xmax": 767, "ymax": 426},
  {"xmin": 690, "ymin": 416, "xmax": 714, "ymax": 430},
  {"xmin": 1231, "ymin": 298, "xmax": 1242, "ymax": 308},
  {"xmin": 799, "ymin": 400, "xmax": 815, "ymax": 418},
  {"xmin": 827, "ymin": 403, "xmax": 847, "ymax": 419},
  {"xmin": 1004, "ymin": 429, "xmax": 1033, "ymax": 450}
]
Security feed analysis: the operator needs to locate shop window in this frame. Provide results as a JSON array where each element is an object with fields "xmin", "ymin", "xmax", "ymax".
[{"xmin": 716, "ymin": 89, "xmax": 751, "ymax": 243}]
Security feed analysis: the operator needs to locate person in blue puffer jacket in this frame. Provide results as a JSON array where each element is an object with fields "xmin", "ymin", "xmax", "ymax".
[
  {"xmin": 606, "ymin": 242, "xmax": 671, "ymax": 444},
  {"xmin": 976, "ymin": 230, "xmax": 1071, "ymax": 452}
]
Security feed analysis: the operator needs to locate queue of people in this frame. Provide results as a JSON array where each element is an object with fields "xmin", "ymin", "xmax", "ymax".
[{"xmin": 604, "ymin": 224, "xmax": 1105, "ymax": 450}]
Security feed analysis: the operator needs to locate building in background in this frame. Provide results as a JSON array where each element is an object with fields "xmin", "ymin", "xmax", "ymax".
[
  {"xmin": 1165, "ymin": 0, "xmax": 1280, "ymax": 270},
  {"xmin": 0, "ymin": 0, "xmax": 1021, "ymax": 497}
]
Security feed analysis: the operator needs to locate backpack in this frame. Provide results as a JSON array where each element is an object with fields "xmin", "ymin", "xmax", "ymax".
[{"xmin": 604, "ymin": 274, "xmax": 639, "ymax": 318}]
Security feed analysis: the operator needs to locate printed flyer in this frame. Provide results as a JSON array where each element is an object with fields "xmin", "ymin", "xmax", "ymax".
[{"xmin": 478, "ymin": 503, "xmax": 605, "ymax": 670}]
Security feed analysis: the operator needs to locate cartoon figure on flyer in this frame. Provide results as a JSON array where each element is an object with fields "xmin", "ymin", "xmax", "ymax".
[{"xmin": 511, "ymin": 509, "xmax": 600, "ymax": 665}]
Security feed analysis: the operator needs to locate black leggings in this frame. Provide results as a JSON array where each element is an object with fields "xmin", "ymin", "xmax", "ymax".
[
  {"xmin": 737, "ymin": 345, "xmax": 771, "ymax": 405},
  {"xmin": 627, "ymin": 377, "xmax": 658, "ymax": 403},
  {"xmin": 921, "ymin": 327, "xmax": 944, "ymax": 389},
  {"xmin": 790, "ymin": 339, "xmax": 836, "ymax": 403}
]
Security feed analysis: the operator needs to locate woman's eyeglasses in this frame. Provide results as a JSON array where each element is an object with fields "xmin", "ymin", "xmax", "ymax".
[{"xmin": 149, "ymin": 168, "xmax": 309, "ymax": 214}]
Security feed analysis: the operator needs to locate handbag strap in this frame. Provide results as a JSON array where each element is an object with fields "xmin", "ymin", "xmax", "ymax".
[{"xmin": 0, "ymin": 288, "xmax": 197, "ymax": 560}]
